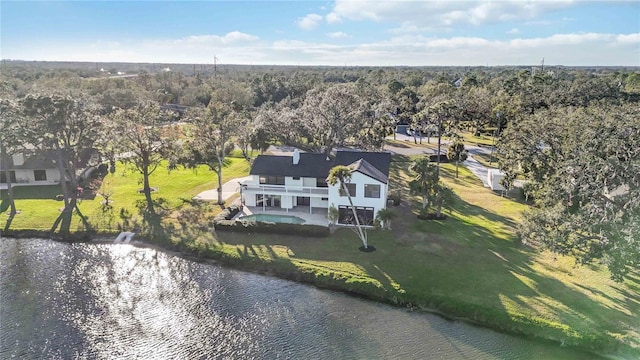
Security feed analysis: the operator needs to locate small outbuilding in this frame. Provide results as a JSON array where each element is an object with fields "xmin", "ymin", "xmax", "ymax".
[{"xmin": 487, "ymin": 169, "xmax": 505, "ymax": 191}]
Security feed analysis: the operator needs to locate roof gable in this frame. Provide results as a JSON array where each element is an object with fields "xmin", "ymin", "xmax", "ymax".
[
  {"xmin": 347, "ymin": 158, "xmax": 388, "ymax": 184},
  {"xmin": 334, "ymin": 151, "xmax": 391, "ymax": 177}
]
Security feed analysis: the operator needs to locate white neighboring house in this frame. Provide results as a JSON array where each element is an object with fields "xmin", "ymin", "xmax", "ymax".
[
  {"xmin": 241, "ymin": 150, "xmax": 391, "ymax": 226},
  {"xmin": 0, "ymin": 152, "xmax": 61, "ymax": 189}
]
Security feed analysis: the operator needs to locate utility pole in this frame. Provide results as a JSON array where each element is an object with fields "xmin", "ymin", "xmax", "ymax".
[{"xmin": 214, "ymin": 55, "xmax": 218, "ymax": 78}]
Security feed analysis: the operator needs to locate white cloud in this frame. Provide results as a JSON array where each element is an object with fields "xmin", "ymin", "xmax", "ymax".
[
  {"xmin": 507, "ymin": 28, "xmax": 520, "ymax": 34},
  {"xmin": 325, "ymin": 12, "xmax": 342, "ymax": 24},
  {"xmin": 332, "ymin": 0, "xmax": 576, "ymax": 30},
  {"xmin": 297, "ymin": 13, "xmax": 323, "ymax": 30},
  {"xmin": 328, "ymin": 32, "xmax": 350, "ymax": 39},
  {"xmin": 178, "ymin": 31, "xmax": 259, "ymax": 45},
  {"xmin": 617, "ymin": 33, "xmax": 640, "ymax": 44}
]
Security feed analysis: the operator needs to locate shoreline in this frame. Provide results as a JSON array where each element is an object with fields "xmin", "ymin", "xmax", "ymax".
[{"xmin": 1, "ymin": 229, "xmax": 631, "ymax": 359}]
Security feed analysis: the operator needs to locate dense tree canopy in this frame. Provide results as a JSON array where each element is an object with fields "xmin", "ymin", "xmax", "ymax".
[{"xmin": 499, "ymin": 104, "xmax": 640, "ymax": 281}]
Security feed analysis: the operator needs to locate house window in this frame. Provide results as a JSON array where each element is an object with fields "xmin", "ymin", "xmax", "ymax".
[
  {"xmin": 338, "ymin": 206, "xmax": 374, "ymax": 226},
  {"xmin": 257, "ymin": 194, "xmax": 281, "ymax": 207},
  {"xmin": 292, "ymin": 176, "xmax": 300, "ymax": 180},
  {"xmin": 34, "ymin": 170, "xmax": 47, "ymax": 181},
  {"xmin": 321, "ymin": 197, "xmax": 328, "ymax": 201},
  {"xmin": 316, "ymin": 178, "xmax": 328, "ymax": 188},
  {"xmin": 259, "ymin": 175, "xmax": 285, "ymax": 185},
  {"xmin": 339, "ymin": 183, "xmax": 357, "ymax": 197},
  {"xmin": 0, "ymin": 171, "xmax": 16, "ymax": 184},
  {"xmin": 364, "ymin": 184, "xmax": 381, "ymax": 198}
]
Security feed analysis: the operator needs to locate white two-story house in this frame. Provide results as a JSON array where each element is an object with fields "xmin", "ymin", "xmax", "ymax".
[{"xmin": 241, "ymin": 150, "xmax": 391, "ymax": 226}]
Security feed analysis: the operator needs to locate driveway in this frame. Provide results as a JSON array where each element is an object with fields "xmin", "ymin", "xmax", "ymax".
[
  {"xmin": 193, "ymin": 175, "xmax": 252, "ymax": 202},
  {"xmin": 383, "ymin": 139, "xmax": 511, "ymax": 189}
]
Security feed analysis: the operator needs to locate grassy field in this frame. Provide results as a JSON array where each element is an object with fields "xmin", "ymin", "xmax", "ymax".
[
  {"xmin": 1, "ymin": 157, "xmax": 251, "ymax": 231},
  {"xmin": 459, "ymin": 130, "xmax": 497, "ymax": 146},
  {"xmin": 2, "ymin": 152, "xmax": 638, "ymax": 357}
]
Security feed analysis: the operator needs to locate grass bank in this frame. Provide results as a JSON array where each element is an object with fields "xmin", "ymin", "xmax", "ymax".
[{"xmin": 2, "ymin": 155, "xmax": 638, "ymax": 358}]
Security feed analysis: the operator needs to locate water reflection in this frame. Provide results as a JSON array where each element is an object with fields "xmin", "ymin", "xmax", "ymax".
[{"xmin": 1, "ymin": 239, "xmax": 602, "ymax": 359}]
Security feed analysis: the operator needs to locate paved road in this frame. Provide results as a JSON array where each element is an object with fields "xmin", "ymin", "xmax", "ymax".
[{"xmin": 383, "ymin": 138, "xmax": 511, "ymax": 189}]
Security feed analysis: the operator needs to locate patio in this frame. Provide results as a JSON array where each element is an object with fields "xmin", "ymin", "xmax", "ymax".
[{"xmin": 234, "ymin": 205, "xmax": 329, "ymax": 227}]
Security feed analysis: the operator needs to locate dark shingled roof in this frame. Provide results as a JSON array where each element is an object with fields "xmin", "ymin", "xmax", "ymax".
[
  {"xmin": 0, "ymin": 151, "xmax": 57, "ymax": 171},
  {"xmin": 334, "ymin": 151, "xmax": 391, "ymax": 177},
  {"xmin": 250, "ymin": 150, "xmax": 391, "ymax": 183},
  {"xmin": 347, "ymin": 158, "xmax": 388, "ymax": 184},
  {"xmin": 250, "ymin": 153, "xmax": 333, "ymax": 178}
]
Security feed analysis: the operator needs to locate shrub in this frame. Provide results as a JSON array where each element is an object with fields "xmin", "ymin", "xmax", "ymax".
[
  {"xmin": 213, "ymin": 204, "xmax": 243, "ymax": 221},
  {"xmin": 214, "ymin": 219, "xmax": 329, "ymax": 237},
  {"xmin": 429, "ymin": 154, "xmax": 449, "ymax": 163},
  {"xmin": 387, "ymin": 192, "xmax": 401, "ymax": 206}
]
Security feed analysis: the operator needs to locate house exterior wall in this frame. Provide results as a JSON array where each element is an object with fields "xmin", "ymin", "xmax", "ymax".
[
  {"xmin": 311, "ymin": 197, "xmax": 328, "ymax": 208},
  {"xmin": 327, "ymin": 171, "xmax": 388, "ymax": 219},
  {"xmin": 12, "ymin": 168, "xmax": 61, "ymax": 185},
  {"xmin": 241, "ymin": 175, "xmax": 328, "ymax": 209},
  {"xmin": 286, "ymin": 176, "xmax": 303, "ymax": 187},
  {"xmin": 302, "ymin": 177, "xmax": 316, "ymax": 187}
]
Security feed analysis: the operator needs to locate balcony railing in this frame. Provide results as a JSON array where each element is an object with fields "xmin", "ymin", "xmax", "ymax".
[{"xmin": 244, "ymin": 184, "xmax": 328, "ymax": 196}]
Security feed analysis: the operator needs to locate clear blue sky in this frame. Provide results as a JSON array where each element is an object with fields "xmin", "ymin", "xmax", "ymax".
[{"xmin": 1, "ymin": 1, "xmax": 639, "ymax": 66}]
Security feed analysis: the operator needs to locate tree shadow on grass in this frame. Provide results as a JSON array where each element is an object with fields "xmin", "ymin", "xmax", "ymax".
[{"xmin": 214, "ymin": 192, "xmax": 639, "ymax": 357}]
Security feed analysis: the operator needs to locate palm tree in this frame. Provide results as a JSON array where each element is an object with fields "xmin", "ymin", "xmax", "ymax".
[
  {"xmin": 408, "ymin": 157, "xmax": 439, "ymax": 213},
  {"xmin": 327, "ymin": 165, "xmax": 369, "ymax": 250},
  {"xmin": 447, "ymin": 139, "xmax": 468, "ymax": 178},
  {"xmin": 432, "ymin": 184, "xmax": 455, "ymax": 218},
  {"xmin": 375, "ymin": 208, "xmax": 397, "ymax": 230}
]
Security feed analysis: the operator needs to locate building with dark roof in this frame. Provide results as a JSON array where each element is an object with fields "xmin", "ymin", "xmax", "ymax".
[{"xmin": 241, "ymin": 150, "xmax": 391, "ymax": 226}]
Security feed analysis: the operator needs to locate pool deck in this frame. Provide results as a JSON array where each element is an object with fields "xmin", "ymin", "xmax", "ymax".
[{"xmin": 235, "ymin": 206, "xmax": 329, "ymax": 227}]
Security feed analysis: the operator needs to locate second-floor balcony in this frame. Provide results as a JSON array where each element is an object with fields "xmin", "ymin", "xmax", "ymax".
[{"xmin": 243, "ymin": 184, "xmax": 329, "ymax": 197}]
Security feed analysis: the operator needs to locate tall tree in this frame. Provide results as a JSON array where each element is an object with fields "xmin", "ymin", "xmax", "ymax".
[
  {"xmin": 23, "ymin": 94, "xmax": 103, "ymax": 233},
  {"xmin": 326, "ymin": 165, "xmax": 370, "ymax": 250},
  {"xmin": 418, "ymin": 100, "xmax": 458, "ymax": 176},
  {"xmin": 183, "ymin": 103, "xmax": 236, "ymax": 205},
  {"xmin": 301, "ymin": 84, "xmax": 364, "ymax": 156},
  {"xmin": 355, "ymin": 80, "xmax": 395, "ymax": 151},
  {"xmin": 110, "ymin": 102, "xmax": 177, "ymax": 217},
  {"xmin": 0, "ymin": 99, "xmax": 27, "ymax": 217}
]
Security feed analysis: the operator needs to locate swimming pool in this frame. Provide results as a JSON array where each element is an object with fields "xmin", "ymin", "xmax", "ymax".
[{"xmin": 239, "ymin": 214, "xmax": 306, "ymax": 224}]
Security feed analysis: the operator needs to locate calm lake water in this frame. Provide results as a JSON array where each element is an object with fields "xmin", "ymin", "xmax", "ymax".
[{"xmin": 1, "ymin": 238, "xmax": 603, "ymax": 359}]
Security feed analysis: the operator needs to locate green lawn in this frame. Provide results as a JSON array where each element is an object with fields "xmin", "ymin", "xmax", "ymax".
[
  {"xmin": 459, "ymin": 130, "xmax": 497, "ymax": 147},
  {"xmin": 1, "ymin": 158, "xmax": 251, "ymax": 231}
]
